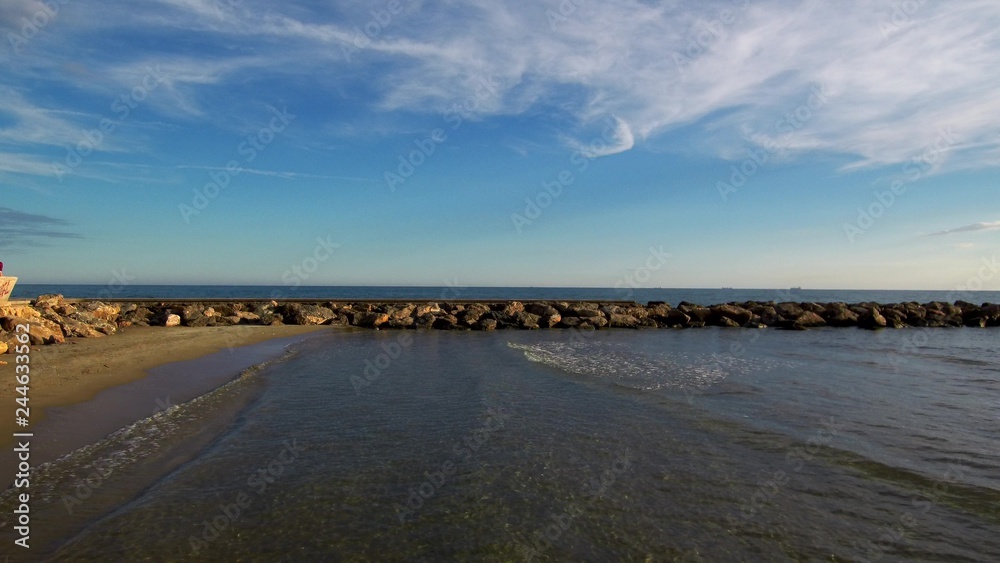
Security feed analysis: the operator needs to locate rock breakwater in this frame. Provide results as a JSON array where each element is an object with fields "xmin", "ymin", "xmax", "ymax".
[{"xmin": 1, "ymin": 294, "xmax": 998, "ymax": 352}]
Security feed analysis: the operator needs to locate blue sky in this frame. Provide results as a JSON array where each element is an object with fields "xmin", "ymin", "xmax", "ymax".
[{"xmin": 1, "ymin": 0, "xmax": 998, "ymax": 289}]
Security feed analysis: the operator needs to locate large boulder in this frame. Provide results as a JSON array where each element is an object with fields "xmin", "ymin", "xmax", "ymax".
[
  {"xmin": 678, "ymin": 303, "xmax": 711, "ymax": 323},
  {"xmin": 1, "ymin": 316, "xmax": 65, "ymax": 344},
  {"xmin": 414, "ymin": 303, "xmax": 442, "ymax": 317},
  {"xmin": 357, "ymin": 312, "xmax": 390, "ymax": 328},
  {"xmin": 823, "ymin": 305, "xmax": 859, "ymax": 327},
  {"xmin": 80, "ymin": 301, "xmax": 122, "ymax": 322},
  {"xmin": 502, "ymin": 302, "xmax": 525, "ymax": 317},
  {"xmin": 775, "ymin": 302, "xmax": 805, "ymax": 320},
  {"xmin": 32, "ymin": 294, "xmax": 65, "ymax": 309},
  {"xmin": 607, "ymin": 314, "xmax": 639, "ymax": 328},
  {"xmin": 793, "ymin": 311, "xmax": 827, "ymax": 329},
  {"xmin": 432, "ymin": 314, "xmax": 460, "ymax": 330},
  {"xmin": 709, "ymin": 304, "xmax": 753, "ymax": 326},
  {"xmin": 163, "ymin": 314, "xmax": 182, "ymax": 327},
  {"xmin": 858, "ymin": 308, "xmax": 887, "ymax": 330},
  {"xmin": 515, "ymin": 311, "xmax": 541, "ymax": 329},
  {"xmin": 656, "ymin": 309, "xmax": 690, "ymax": 327}
]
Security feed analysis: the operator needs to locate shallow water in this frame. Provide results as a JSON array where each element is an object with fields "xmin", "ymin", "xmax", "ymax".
[{"xmin": 2, "ymin": 328, "xmax": 998, "ymax": 561}]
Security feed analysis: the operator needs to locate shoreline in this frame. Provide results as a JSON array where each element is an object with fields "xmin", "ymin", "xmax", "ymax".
[{"xmin": 0, "ymin": 325, "xmax": 328, "ymax": 444}]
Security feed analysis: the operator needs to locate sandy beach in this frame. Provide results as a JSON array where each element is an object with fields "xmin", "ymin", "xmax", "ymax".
[{"xmin": 0, "ymin": 325, "xmax": 327, "ymax": 439}]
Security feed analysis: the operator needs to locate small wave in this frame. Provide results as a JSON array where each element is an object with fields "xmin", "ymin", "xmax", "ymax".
[{"xmin": 508, "ymin": 341, "xmax": 751, "ymax": 391}]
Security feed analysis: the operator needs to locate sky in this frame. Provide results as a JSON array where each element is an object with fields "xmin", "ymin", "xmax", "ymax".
[{"xmin": 1, "ymin": 0, "xmax": 998, "ymax": 290}]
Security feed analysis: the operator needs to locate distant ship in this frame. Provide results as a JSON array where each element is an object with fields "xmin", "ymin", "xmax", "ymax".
[
  {"xmin": 0, "ymin": 261, "xmax": 16, "ymax": 304},
  {"xmin": 722, "ymin": 287, "xmax": 734, "ymax": 290},
  {"xmin": 790, "ymin": 286, "xmax": 802, "ymax": 291}
]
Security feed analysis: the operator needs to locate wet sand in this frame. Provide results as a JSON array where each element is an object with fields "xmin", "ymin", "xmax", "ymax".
[{"xmin": 0, "ymin": 325, "xmax": 327, "ymax": 440}]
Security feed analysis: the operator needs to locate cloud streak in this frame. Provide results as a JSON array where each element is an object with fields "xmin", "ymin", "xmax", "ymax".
[
  {"xmin": 0, "ymin": 206, "xmax": 84, "ymax": 249},
  {"xmin": 928, "ymin": 221, "xmax": 1000, "ymax": 237}
]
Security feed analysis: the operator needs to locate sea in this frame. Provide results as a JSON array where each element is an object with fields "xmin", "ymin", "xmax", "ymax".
[{"xmin": 0, "ymin": 287, "xmax": 998, "ymax": 561}]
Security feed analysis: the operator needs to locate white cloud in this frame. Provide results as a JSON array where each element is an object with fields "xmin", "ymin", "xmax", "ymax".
[{"xmin": 5, "ymin": 0, "xmax": 1000, "ymax": 171}]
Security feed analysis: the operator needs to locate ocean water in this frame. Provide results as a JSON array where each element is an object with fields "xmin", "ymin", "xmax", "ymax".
[
  {"xmin": 11, "ymin": 284, "xmax": 1000, "ymax": 305},
  {"xmin": 2, "ymin": 326, "xmax": 998, "ymax": 560}
]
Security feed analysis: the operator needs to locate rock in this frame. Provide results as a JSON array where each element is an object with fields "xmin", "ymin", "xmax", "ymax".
[
  {"xmin": 678, "ymin": 304, "xmax": 711, "ymax": 323},
  {"xmin": 58, "ymin": 317, "xmax": 105, "ymax": 338},
  {"xmin": 55, "ymin": 304, "xmax": 78, "ymax": 316},
  {"xmin": 608, "ymin": 314, "xmax": 639, "ymax": 328},
  {"xmin": 525, "ymin": 303, "xmax": 556, "ymax": 316},
  {"xmin": 750, "ymin": 305, "xmax": 778, "ymax": 326},
  {"xmin": 0, "ymin": 305, "xmax": 41, "ymax": 320},
  {"xmin": 357, "ymin": 312, "xmax": 390, "ymax": 328},
  {"xmin": 775, "ymin": 302, "xmax": 804, "ymax": 319},
  {"xmin": 715, "ymin": 316, "xmax": 741, "ymax": 328},
  {"xmin": 163, "ymin": 314, "xmax": 182, "ymax": 327},
  {"xmin": 793, "ymin": 311, "xmax": 827, "ymax": 328},
  {"xmin": 982, "ymin": 304, "xmax": 1000, "ymax": 326},
  {"xmin": 388, "ymin": 316, "xmax": 415, "ymax": 328},
  {"xmin": 1, "ymin": 316, "xmax": 64, "ymax": 344},
  {"xmin": 710, "ymin": 304, "xmax": 753, "ymax": 326},
  {"xmin": 477, "ymin": 318, "xmax": 498, "ymax": 331},
  {"xmin": 515, "ymin": 311, "xmax": 541, "ymax": 329},
  {"xmin": 414, "ymin": 303, "xmax": 442, "ymax": 317},
  {"xmin": 824, "ymin": 307, "xmax": 859, "ymax": 327},
  {"xmin": 458, "ymin": 304, "xmax": 491, "ymax": 326},
  {"xmin": 858, "ymin": 308, "xmax": 887, "ymax": 330},
  {"xmin": 568, "ymin": 303, "xmax": 600, "ymax": 317},
  {"xmin": 432, "ymin": 315, "xmax": 460, "ymax": 330},
  {"xmin": 0, "ymin": 341, "xmax": 7, "ymax": 355},
  {"xmin": 646, "ymin": 303, "xmax": 672, "ymax": 318},
  {"xmin": 119, "ymin": 307, "xmax": 153, "ymax": 327},
  {"xmin": 81, "ymin": 302, "xmax": 121, "ymax": 322},
  {"xmin": 502, "ymin": 301, "xmax": 525, "ymax": 316},
  {"xmin": 800, "ymin": 302, "xmax": 826, "ymax": 314},
  {"xmin": 655, "ymin": 309, "xmax": 690, "ymax": 327},
  {"xmin": 391, "ymin": 305, "xmax": 416, "ymax": 320},
  {"xmin": 33, "ymin": 294, "xmax": 65, "ymax": 308},
  {"xmin": 557, "ymin": 316, "xmax": 584, "ymax": 328}
]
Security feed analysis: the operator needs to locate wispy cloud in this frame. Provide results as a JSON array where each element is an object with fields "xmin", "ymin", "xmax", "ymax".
[
  {"xmin": 0, "ymin": 206, "xmax": 84, "ymax": 249},
  {"xmin": 928, "ymin": 221, "xmax": 1000, "ymax": 237},
  {"xmin": 4, "ymin": 0, "xmax": 1000, "ymax": 171},
  {"xmin": 174, "ymin": 165, "xmax": 375, "ymax": 182}
]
